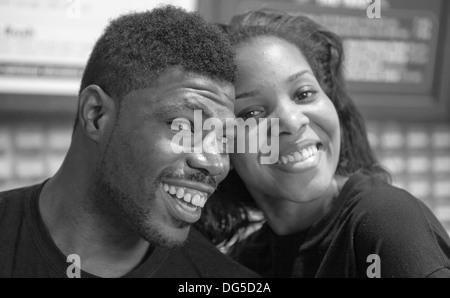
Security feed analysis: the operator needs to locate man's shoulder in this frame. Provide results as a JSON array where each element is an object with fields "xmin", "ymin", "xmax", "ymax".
[
  {"xmin": 0, "ymin": 183, "xmax": 44, "ymax": 241},
  {"xmin": 0, "ymin": 183, "xmax": 47, "ymax": 278},
  {"xmin": 181, "ymin": 228, "xmax": 260, "ymax": 277},
  {"xmin": 0, "ymin": 184, "xmax": 41, "ymax": 215},
  {"xmin": 0, "ymin": 185, "xmax": 37, "ymax": 200}
]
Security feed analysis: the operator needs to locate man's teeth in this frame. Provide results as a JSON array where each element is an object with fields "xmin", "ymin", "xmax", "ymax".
[
  {"xmin": 183, "ymin": 193, "xmax": 192, "ymax": 203},
  {"xmin": 162, "ymin": 184, "xmax": 208, "ymax": 208},
  {"xmin": 278, "ymin": 145, "xmax": 319, "ymax": 165}
]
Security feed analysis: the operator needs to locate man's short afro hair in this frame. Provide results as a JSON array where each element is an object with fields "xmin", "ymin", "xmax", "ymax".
[{"xmin": 79, "ymin": 5, "xmax": 236, "ymax": 99}]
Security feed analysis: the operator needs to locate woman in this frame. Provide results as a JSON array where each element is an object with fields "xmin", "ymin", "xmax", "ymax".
[{"xmin": 196, "ymin": 9, "xmax": 450, "ymax": 278}]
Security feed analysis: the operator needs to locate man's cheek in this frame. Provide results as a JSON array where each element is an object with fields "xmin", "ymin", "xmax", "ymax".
[
  {"xmin": 148, "ymin": 138, "xmax": 183, "ymax": 166},
  {"xmin": 217, "ymin": 156, "xmax": 230, "ymax": 183}
]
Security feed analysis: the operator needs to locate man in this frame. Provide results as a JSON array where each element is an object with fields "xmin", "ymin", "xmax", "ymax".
[{"xmin": 0, "ymin": 6, "xmax": 257, "ymax": 278}]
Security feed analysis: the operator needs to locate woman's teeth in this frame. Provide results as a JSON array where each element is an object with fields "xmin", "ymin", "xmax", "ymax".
[
  {"xmin": 162, "ymin": 183, "xmax": 207, "ymax": 208},
  {"xmin": 278, "ymin": 145, "xmax": 319, "ymax": 165}
]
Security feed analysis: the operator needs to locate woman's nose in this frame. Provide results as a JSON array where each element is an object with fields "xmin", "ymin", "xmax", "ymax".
[{"xmin": 272, "ymin": 99, "xmax": 309, "ymax": 136}]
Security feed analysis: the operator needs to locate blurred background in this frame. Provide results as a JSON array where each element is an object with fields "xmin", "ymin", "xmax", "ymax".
[{"xmin": 0, "ymin": 0, "xmax": 449, "ymax": 234}]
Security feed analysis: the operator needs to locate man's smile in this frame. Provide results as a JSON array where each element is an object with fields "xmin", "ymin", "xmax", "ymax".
[
  {"xmin": 159, "ymin": 179, "xmax": 214, "ymax": 224},
  {"xmin": 162, "ymin": 183, "xmax": 209, "ymax": 208}
]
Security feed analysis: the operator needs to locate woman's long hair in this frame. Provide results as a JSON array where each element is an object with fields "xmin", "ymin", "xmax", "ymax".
[{"xmin": 195, "ymin": 9, "xmax": 390, "ymax": 249}]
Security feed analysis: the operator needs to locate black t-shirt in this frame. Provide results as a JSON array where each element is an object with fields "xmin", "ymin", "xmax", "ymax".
[
  {"xmin": 0, "ymin": 182, "xmax": 259, "ymax": 278},
  {"xmin": 232, "ymin": 173, "xmax": 450, "ymax": 278}
]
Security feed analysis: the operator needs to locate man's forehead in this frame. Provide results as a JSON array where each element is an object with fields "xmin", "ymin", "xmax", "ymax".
[
  {"xmin": 156, "ymin": 68, "xmax": 235, "ymax": 99},
  {"xmin": 123, "ymin": 76, "xmax": 232, "ymax": 119},
  {"xmin": 151, "ymin": 69, "xmax": 234, "ymax": 108}
]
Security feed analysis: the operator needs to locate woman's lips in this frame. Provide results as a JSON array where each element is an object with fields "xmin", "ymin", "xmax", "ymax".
[{"xmin": 277, "ymin": 143, "xmax": 323, "ymax": 165}]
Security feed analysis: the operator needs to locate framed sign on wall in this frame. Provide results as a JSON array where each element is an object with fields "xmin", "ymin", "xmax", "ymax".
[
  {"xmin": 199, "ymin": 0, "xmax": 450, "ymax": 121},
  {"xmin": 0, "ymin": 0, "xmax": 198, "ymax": 96}
]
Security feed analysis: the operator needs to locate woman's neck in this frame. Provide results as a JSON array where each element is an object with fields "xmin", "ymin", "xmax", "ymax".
[{"xmin": 251, "ymin": 175, "xmax": 349, "ymax": 236}]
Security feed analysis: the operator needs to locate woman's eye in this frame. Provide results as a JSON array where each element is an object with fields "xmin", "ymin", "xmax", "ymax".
[
  {"xmin": 239, "ymin": 110, "xmax": 263, "ymax": 120},
  {"xmin": 295, "ymin": 89, "xmax": 317, "ymax": 101},
  {"xmin": 171, "ymin": 118, "xmax": 192, "ymax": 132}
]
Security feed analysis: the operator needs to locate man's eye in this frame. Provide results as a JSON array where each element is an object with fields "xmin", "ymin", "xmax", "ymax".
[
  {"xmin": 171, "ymin": 118, "xmax": 192, "ymax": 131},
  {"xmin": 239, "ymin": 110, "xmax": 263, "ymax": 120}
]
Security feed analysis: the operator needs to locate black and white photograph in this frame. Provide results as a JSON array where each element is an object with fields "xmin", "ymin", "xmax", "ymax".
[{"xmin": 0, "ymin": 0, "xmax": 449, "ymax": 283}]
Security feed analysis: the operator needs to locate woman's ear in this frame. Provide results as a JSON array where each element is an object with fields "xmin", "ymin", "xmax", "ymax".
[{"xmin": 78, "ymin": 85, "xmax": 117, "ymax": 142}]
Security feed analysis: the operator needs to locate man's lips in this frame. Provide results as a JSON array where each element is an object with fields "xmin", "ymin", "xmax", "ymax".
[
  {"xmin": 161, "ymin": 178, "xmax": 215, "ymax": 194},
  {"xmin": 160, "ymin": 179, "xmax": 214, "ymax": 208},
  {"xmin": 159, "ymin": 184, "xmax": 202, "ymax": 224}
]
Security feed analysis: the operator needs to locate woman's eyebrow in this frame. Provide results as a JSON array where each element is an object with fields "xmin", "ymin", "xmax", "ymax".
[
  {"xmin": 286, "ymin": 70, "xmax": 314, "ymax": 83},
  {"xmin": 236, "ymin": 70, "xmax": 315, "ymax": 100},
  {"xmin": 236, "ymin": 89, "xmax": 260, "ymax": 100}
]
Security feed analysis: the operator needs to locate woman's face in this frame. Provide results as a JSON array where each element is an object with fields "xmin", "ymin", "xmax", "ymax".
[{"xmin": 232, "ymin": 36, "xmax": 341, "ymax": 204}]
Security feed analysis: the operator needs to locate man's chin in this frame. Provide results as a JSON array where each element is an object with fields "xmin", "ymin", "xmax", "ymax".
[{"xmin": 142, "ymin": 224, "xmax": 191, "ymax": 249}]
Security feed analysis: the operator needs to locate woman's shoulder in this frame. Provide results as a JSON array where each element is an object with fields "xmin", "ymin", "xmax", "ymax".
[
  {"xmin": 337, "ymin": 172, "xmax": 450, "ymax": 243},
  {"xmin": 338, "ymin": 173, "xmax": 450, "ymax": 277},
  {"xmin": 339, "ymin": 172, "xmax": 449, "ymax": 246},
  {"xmin": 341, "ymin": 172, "xmax": 423, "ymax": 215}
]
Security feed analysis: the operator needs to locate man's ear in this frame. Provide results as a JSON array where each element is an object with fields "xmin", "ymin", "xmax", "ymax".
[{"xmin": 78, "ymin": 85, "xmax": 117, "ymax": 142}]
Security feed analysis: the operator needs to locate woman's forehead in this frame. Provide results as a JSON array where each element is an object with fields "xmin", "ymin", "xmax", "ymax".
[{"xmin": 236, "ymin": 37, "xmax": 313, "ymax": 82}]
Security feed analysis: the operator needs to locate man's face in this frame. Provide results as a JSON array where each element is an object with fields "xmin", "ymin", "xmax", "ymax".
[{"xmin": 94, "ymin": 69, "xmax": 235, "ymax": 248}]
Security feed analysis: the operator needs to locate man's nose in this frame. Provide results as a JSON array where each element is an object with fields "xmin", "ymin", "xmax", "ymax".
[{"xmin": 186, "ymin": 131, "xmax": 227, "ymax": 177}]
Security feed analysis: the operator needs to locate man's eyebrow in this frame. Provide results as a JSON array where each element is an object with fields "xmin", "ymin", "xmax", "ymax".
[
  {"xmin": 236, "ymin": 89, "xmax": 260, "ymax": 100},
  {"xmin": 155, "ymin": 98, "xmax": 214, "ymax": 118},
  {"xmin": 286, "ymin": 70, "xmax": 314, "ymax": 83}
]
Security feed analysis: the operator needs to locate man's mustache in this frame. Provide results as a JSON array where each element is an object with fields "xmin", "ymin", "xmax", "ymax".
[{"xmin": 159, "ymin": 171, "xmax": 217, "ymax": 190}]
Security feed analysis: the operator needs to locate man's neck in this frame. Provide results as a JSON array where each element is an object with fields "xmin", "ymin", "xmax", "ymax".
[{"xmin": 38, "ymin": 160, "xmax": 151, "ymax": 278}]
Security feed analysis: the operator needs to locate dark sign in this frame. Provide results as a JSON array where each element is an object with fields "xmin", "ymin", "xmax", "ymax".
[{"xmin": 230, "ymin": 0, "xmax": 442, "ymax": 95}]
